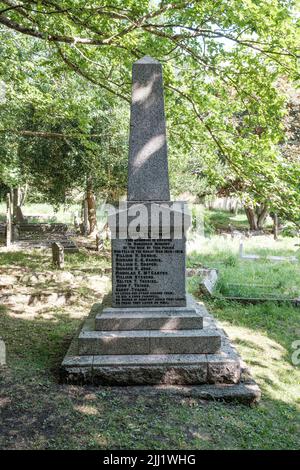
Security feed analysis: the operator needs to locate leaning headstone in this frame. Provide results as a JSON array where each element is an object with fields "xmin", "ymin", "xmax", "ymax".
[
  {"xmin": 198, "ymin": 268, "xmax": 218, "ymax": 297},
  {"xmin": 6, "ymin": 193, "xmax": 12, "ymax": 247},
  {"xmin": 52, "ymin": 242, "xmax": 64, "ymax": 269}
]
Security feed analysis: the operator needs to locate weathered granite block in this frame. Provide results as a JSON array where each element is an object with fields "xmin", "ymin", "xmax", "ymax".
[
  {"xmin": 78, "ymin": 330, "xmax": 150, "ymax": 355},
  {"xmin": 78, "ymin": 329, "xmax": 221, "ymax": 355},
  {"xmin": 92, "ymin": 365, "xmax": 208, "ymax": 385},
  {"xmin": 92, "ymin": 353, "xmax": 208, "ymax": 385},
  {"xmin": 149, "ymin": 329, "xmax": 221, "ymax": 355},
  {"xmin": 95, "ymin": 307, "xmax": 203, "ymax": 330}
]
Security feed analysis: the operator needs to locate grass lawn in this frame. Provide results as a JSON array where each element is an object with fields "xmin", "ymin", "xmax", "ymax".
[
  {"xmin": 0, "ymin": 237, "xmax": 299, "ymax": 450},
  {"xmin": 188, "ymin": 235, "xmax": 300, "ymax": 299},
  {"xmin": 203, "ymin": 208, "xmax": 273, "ymax": 232},
  {"xmin": 0, "ymin": 202, "xmax": 81, "ymax": 224}
]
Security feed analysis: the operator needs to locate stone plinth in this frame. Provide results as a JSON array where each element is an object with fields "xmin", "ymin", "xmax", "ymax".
[
  {"xmin": 95, "ymin": 306, "xmax": 203, "ymax": 330},
  {"xmin": 60, "ymin": 294, "xmax": 261, "ymax": 403},
  {"xmin": 108, "ymin": 201, "xmax": 190, "ymax": 308}
]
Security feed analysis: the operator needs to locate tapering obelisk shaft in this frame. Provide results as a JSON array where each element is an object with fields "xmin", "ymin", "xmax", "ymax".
[{"xmin": 127, "ymin": 56, "xmax": 170, "ymax": 201}]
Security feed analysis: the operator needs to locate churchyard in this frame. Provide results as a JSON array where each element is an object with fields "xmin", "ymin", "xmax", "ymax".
[
  {"xmin": 0, "ymin": 213, "xmax": 299, "ymax": 449},
  {"xmin": 0, "ymin": 1, "xmax": 299, "ymax": 454}
]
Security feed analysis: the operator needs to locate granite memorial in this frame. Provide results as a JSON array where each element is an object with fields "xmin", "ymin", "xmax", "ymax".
[{"xmin": 61, "ymin": 56, "xmax": 260, "ymax": 403}]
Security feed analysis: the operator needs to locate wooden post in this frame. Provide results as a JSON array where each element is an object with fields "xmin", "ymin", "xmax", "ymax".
[
  {"xmin": 52, "ymin": 242, "xmax": 64, "ymax": 269},
  {"xmin": 6, "ymin": 193, "xmax": 12, "ymax": 247}
]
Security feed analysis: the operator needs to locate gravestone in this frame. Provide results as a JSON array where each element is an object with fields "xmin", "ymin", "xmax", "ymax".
[
  {"xmin": 61, "ymin": 57, "xmax": 261, "ymax": 403},
  {"xmin": 52, "ymin": 242, "xmax": 64, "ymax": 269}
]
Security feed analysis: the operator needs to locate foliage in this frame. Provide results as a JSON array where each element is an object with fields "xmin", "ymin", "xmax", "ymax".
[{"xmin": 0, "ymin": 1, "xmax": 299, "ymax": 218}]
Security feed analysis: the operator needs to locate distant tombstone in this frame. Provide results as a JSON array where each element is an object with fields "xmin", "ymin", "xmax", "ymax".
[
  {"xmin": 95, "ymin": 233, "xmax": 103, "ymax": 252},
  {"xmin": 6, "ymin": 193, "xmax": 12, "ymax": 247},
  {"xmin": 74, "ymin": 214, "xmax": 81, "ymax": 234},
  {"xmin": 52, "ymin": 242, "xmax": 64, "ymax": 269}
]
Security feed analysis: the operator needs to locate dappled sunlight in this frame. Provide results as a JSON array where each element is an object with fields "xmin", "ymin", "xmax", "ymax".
[
  {"xmin": 0, "ymin": 246, "xmax": 111, "ymax": 319},
  {"xmin": 133, "ymin": 134, "xmax": 166, "ymax": 171},
  {"xmin": 188, "ymin": 235, "xmax": 300, "ymax": 301},
  {"xmin": 221, "ymin": 323, "xmax": 300, "ymax": 406},
  {"xmin": 74, "ymin": 404, "xmax": 99, "ymax": 416},
  {"xmin": 132, "ymin": 73, "xmax": 160, "ymax": 105},
  {"xmin": 187, "ymin": 234, "xmax": 300, "ymax": 257}
]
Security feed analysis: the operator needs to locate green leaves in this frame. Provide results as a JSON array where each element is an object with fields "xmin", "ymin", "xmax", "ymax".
[{"xmin": 0, "ymin": 0, "xmax": 299, "ymax": 221}]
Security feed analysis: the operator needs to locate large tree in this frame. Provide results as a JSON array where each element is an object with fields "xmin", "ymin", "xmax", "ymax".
[{"xmin": 0, "ymin": 0, "xmax": 299, "ymax": 226}]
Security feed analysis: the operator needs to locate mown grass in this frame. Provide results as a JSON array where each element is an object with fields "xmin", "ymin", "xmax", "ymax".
[
  {"xmin": 0, "ymin": 202, "xmax": 81, "ymax": 224},
  {"xmin": 0, "ymin": 248, "xmax": 110, "ymax": 272},
  {"xmin": 0, "ymin": 237, "xmax": 299, "ymax": 449},
  {"xmin": 187, "ymin": 235, "xmax": 300, "ymax": 299},
  {"xmin": 204, "ymin": 208, "xmax": 273, "ymax": 232}
]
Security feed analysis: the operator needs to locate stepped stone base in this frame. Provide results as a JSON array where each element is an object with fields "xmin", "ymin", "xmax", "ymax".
[
  {"xmin": 78, "ymin": 328, "xmax": 221, "ymax": 355},
  {"xmin": 60, "ymin": 294, "xmax": 261, "ymax": 403},
  {"xmin": 96, "ymin": 306, "xmax": 203, "ymax": 330}
]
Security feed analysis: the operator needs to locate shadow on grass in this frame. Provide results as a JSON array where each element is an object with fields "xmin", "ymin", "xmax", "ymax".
[
  {"xmin": 207, "ymin": 298, "xmax": 299, "ymax": 364},
  {"xmin": 0, "ymin": 308, "xmax": 80, "ymax": 377},
  {"xmin": 0, "ymin": 251, "xmax": 51, "ymax": 270},
  {"xmin": 0, "ymin": 249, "xmax": 111, "ymax": 274},
  {"xmin": 0, "ymin": 301, "xmax": 299, "ymax": 449}
]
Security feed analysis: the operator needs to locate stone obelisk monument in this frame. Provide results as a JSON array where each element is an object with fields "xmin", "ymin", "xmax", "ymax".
[
  {"xmin": 61, "ymin": 57, "xmax": 261, "ymax": 404},
  {"xmin": 111, "ymin": 56, "xmax": 188, "ymax": 308},
  {"xmin": 127, "ymin": 56, "xmax": 170, "ymax": 202}
]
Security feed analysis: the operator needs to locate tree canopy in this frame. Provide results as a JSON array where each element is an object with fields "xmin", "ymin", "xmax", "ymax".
[{"xmin": 0, "ymin": 1, "xmax": 299, "ymax": 223}]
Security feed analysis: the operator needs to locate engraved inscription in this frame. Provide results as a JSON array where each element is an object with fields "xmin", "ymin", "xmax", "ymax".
[{"xmin": 112, "ymin": 238, "xmax": 186, "ymax": 307}]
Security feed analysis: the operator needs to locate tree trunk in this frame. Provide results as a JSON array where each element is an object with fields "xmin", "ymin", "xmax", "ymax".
[
  {"xmin": 86, "ymin": 177, "xmax": 97, "ymax": 235},
  {"xmin": 6, "ymin": 193, "xmax": 12, "ymax": 247},
  {"xmin": 257, "ymin": 204, "xmax": 268, "ymax": 230},
  {"xmin": 12, "ymin": 187, "xmax": 25, "ymax": 223},
  {"xmin": 19, "ymin": 183, "xmax": 28, "ymax": 206},
  {"xmin": 273, "ymin": 213, "xmax": 279, "ymax": 240},
  {"xmin": 82, "ymin": 199, "xmax": 89, "ymax": 236},
  {"xmin": 244, "ymin": 206, "xmax": 258, "ymax": 230}
]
